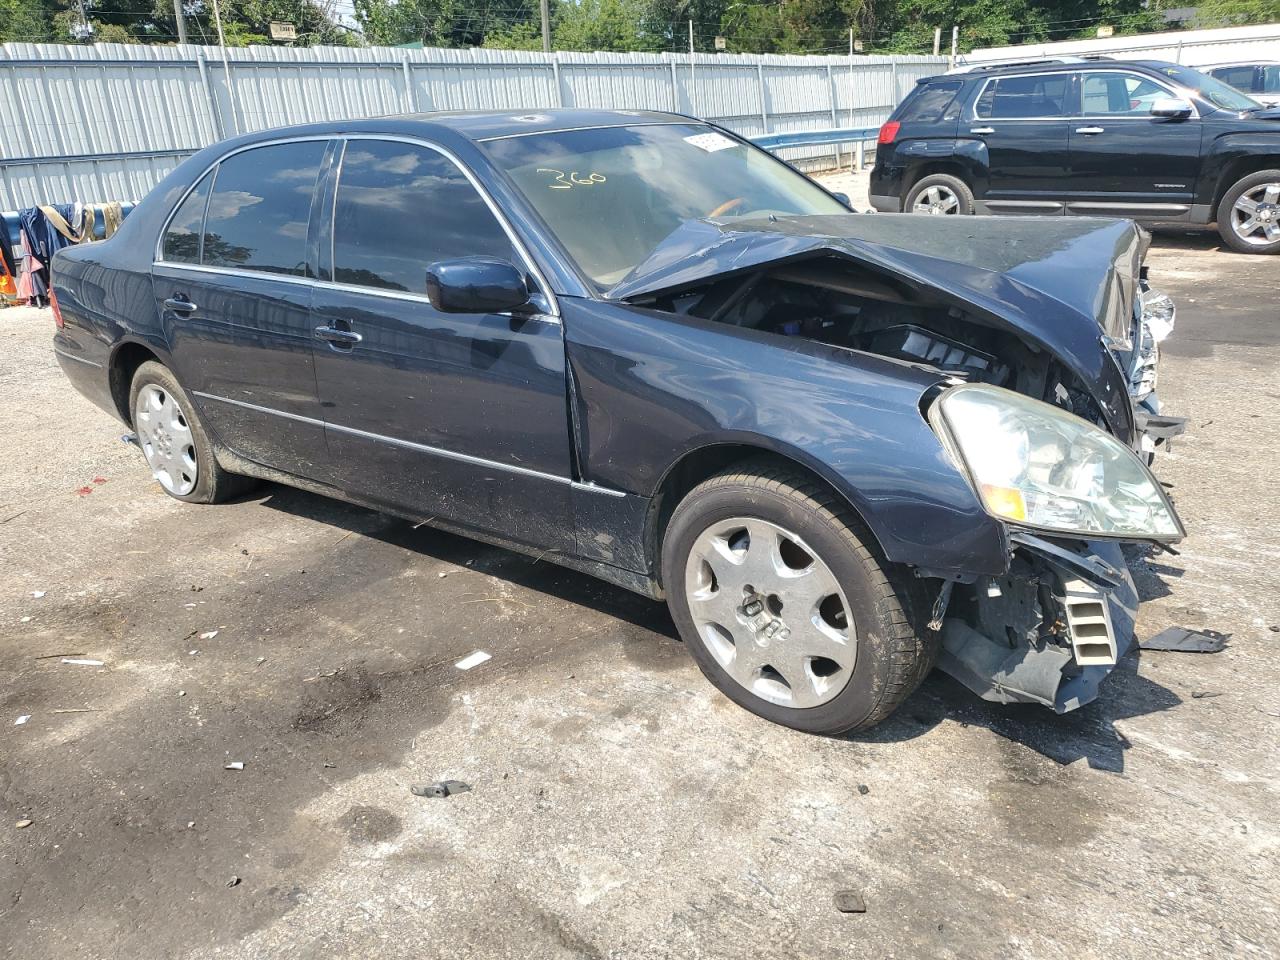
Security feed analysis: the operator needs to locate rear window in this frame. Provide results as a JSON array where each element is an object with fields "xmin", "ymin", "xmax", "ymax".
[
  {"xmin": 898, "ymin": 81, "xmax": 964, "ymax": 123},
  {"xmin": 975, "ymin": 74, "xmax": 1070, "ymax": 119}
]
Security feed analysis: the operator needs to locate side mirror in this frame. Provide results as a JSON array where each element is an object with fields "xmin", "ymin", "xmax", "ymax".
[
  {"xmin": 425, "ymin": 257, "xmax": 531, "ymax": 314},
  {"xmin": 831, "ymin": 191, "xmax": 853, "ymax": 209},
  {"xmin": 1150, "ymin": 97, "xmax": 1193, "ymax": 119}
]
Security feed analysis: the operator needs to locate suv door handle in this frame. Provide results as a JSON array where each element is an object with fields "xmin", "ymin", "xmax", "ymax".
[
  {"xmin": 163, "ymin": 297, "xmax": 197, "ymax": 314},
  {"xmin": 1075, "ymin": 126, "xmax": 1106, "ymax": 135},
  {"xmin": 969, "ymin": 126, "xmax": 995, "ymax": 134},
  {"xmin": 314, "ymin": 324, "xmax": 362, "ymax": 347}
]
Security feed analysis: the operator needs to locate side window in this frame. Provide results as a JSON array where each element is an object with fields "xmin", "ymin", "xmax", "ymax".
[
  {"xmin": 202, "ymin": 141, "xmax": 326, "ymax": 276},
  {"xmin": 975, "ymin": 74, "xmax": 1070, "ymax": 119},
  {"xmin": 331, "ymin": 140, "xmax": 518, "ymax": 294},
  {"xmin": 161, "ymin": 170, "xmax": 213, "ymax": 264},
  {"xmin": 1263, "ymin": 65, "xmax": 1280, "ymax": 94},
  {"xmin": 1081, "ymin": 72, "xmax": 1169, "ymax": 115},
  {"xmin": 1211, "ymin": 66, "xmax": 1256, "ymax": 91},
  {"xmin": 899, "ymin": 81, "xmax": 964, "ymax": 123}
]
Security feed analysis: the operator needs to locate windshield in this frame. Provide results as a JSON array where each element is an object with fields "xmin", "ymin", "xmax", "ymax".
[
  {"xmin": 1153, "ymin": 63, "xmax": 1262, "ymax": 111},
  {"xmin": 483, "ymin": 123, "xmax": 849, "ymax": 289}
]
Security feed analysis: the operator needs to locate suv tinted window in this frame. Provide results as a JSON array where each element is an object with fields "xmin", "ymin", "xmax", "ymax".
[
  {"xmin": 899, "ymin": 81, "xmax": 963, "ymax": 122},
  {"xmin": 1211, "ymin": 66, "xmax": 1257, "ymax": 91},
  {"xmin": 1081, "ymin": 72, "xmax": 1171, "ymax": 115},
  {"xmin": 975, "ymin": 74, "xmax": 1070, "ymax": 119},
  {"xmin": 162, "ymin": 169, "xmax": 213, "ymax": 264},
  {"xmin": 331, "ymin": 140, "xmax": 517, "ymax": 293},
  {"xmin": 202, "ymin": 141, "xmax": 325, "ymax": 276}
]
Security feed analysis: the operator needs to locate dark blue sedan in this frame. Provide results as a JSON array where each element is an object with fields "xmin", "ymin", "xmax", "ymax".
[{"xmin": 49, "ymin": 109, "xmax": 1184, "ymax": 734}]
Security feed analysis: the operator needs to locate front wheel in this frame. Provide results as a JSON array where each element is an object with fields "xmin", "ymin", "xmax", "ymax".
[
  {"xmin": 1216, "ymin": 170, "xmax": 1280, "ymax": 254},
  {"xmin": 904, "ymin": 174, "xmax": 975, "ymax": 216},
  {"xmin": 129, "ymin": 360, "xmax": 255, "ymax": 504},
  {"xmin": 661, "ymin": 462, "xmax": 936, "ymax": 735}
]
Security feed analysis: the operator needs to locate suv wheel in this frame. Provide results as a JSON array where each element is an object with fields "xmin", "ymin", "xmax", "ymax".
[
  {"xmin": 661, "ymin": 461, "xmax": 937, "ymax": 735},
  {"xmin": 1217, "ymin": 170, "xmax": 1280, "ymax": 255},
  {"xmin": 904, "ymin": 174, "xmax": 974, "ymax": 216}
]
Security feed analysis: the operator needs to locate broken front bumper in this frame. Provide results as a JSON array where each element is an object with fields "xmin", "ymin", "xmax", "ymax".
[{"xmin": 935, "ymin": 539, "xmax": 1137, "ymax": 713}]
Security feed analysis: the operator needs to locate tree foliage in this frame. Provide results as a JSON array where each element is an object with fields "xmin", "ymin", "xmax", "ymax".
[{"xmin": 2, "ymin": 0, "xmax": 1268, "ymax": 52}]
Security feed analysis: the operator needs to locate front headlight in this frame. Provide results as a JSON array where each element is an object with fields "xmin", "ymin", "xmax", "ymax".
[{"xmin": 931, "ymin": 384, "xmax": 1184, "ymax": 541}]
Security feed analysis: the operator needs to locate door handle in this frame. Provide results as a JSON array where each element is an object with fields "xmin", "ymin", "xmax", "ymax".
[
  {"xmin": 164, "ymin": 297, "xmax": 197, "ymax": 314},
  {"xmin": 1075, "ymin": 126, "xmax": 1106, "ymax": 135},
  {"xmin": 313, "ymin": 324, "xmax": 362, "ymax": 347},
  {"xmin": 969, "ymin": 126, "xmax": 995, "ymax": 134}
]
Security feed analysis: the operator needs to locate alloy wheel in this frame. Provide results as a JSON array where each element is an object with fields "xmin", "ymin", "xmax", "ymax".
[
  {"xmin": 911, "ymin": 185, "xmax": 961, "ymax": 215},
  {"xmin": 1230, "ymin": 182, "xmax": 1280, "ymax": 246},
  {"xmin": 134, "ymin": 383, "xmax": 198, "ymax": 496},
  {"xmin": 683, "ymin": 517, "xmax": 855, "ymax": 709}
]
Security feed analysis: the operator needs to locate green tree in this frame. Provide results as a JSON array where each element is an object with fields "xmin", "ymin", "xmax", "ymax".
[
  {"xmin": 0, "ymin": 0, "xmax": 55, "ymax": 43},
  {"xmin": 1195, "ymin": 0, "xmax": 1280, "ymax": 27}
]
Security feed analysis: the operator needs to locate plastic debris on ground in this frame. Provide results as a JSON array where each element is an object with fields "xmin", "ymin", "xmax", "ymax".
[
  {"xmin": 224, "ymin": 761, "xmax": 245, "ymax": 771},
  {"xmin": 15, "ymin": 715, "xmax": 30, "ymax": 725},
  {"xmin": 16, "ymin": 820, "xmax": 33, "ymax": 829},
  {"xmin": 411, "ymin": 780, "xmax": 471, "ymax": 798},
  {"xmin": 454, "ymin": 650, "xmax": 491, "ymax": 670},
  {"xmin": 31, "ymin": 590, "xmax": 45, "ymax": 598},
  {"xmin": 61, "ymin": 658, "xmax": 104, "ymax": 666},
  {"xmin": 1140, "ymin": 627, "xmax": 1228, "ymax": 653},
  {"xmin": 199, "ymin": 630, "xmax": 218, "ymax": 640}
]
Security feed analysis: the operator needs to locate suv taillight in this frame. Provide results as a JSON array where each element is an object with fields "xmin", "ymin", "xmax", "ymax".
[
  {"xmin": 878, "ymin": 121, "xmax": 901, "ymax": 145},
  {"xmin": 49, "ymin": 288, "xmax": 64, "ymax": 329}
]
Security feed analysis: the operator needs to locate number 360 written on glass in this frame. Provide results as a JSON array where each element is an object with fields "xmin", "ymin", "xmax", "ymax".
[{"xmin": 538, "ymin": 168, "xmax": 607, "ymax": 190}]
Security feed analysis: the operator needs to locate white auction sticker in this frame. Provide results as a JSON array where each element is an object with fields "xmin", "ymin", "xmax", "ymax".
[{"xmin": 684, "ymin": 132, "xmax": 738, "ymax": 153}]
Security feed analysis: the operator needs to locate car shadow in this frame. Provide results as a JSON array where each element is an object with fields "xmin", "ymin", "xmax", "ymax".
[
  {"xmin": 1146, "ymin": 223, "xmax": 1224, "ymax": 252},
  {"xmin": 250, "ymin": 481, "xmax": 1184, "ymax": 774}
]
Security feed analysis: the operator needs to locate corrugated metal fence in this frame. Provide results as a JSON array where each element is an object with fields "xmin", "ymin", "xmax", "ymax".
[{"xmin": 0, "ymin": 43, "xmax": 946, "ymax": 211}]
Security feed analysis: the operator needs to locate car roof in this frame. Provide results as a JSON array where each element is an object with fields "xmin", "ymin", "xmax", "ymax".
[
  {"xmin": 937, "ymin": 58, "xmax": 1181, "ymax": 82},
  {"xmin": 394, "ymin": 108, "xmax": 693, "ymax": 140}
]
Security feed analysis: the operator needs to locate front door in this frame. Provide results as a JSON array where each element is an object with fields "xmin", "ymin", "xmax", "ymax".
[
  {"xmin": 1066, "ymin": 70, "xmax": 1203, "ymax": 217},
  {"xmin": 309, "ymin": 137, "xmax": 575, "ymax": 551},
  {"xmin": 968, "ymin": 71, "xmax": 1074, "ymax": 214},
  {"xmin": 152, "ymin": 139, "xmax": 334, "ymax": 477}
]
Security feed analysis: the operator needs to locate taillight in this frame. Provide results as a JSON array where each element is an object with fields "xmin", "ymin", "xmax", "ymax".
[
  {"xmin": 878, "ymin": 121, "xmax": 901, "ymax": 145},
  {"xmin": 49, "ymin": 288, "xmax": 64, "ymax": 329}
]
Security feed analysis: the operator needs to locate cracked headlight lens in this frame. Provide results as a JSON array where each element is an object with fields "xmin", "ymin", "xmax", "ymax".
[{"xmin": 932, "ymin": 384, "xmax": 1184, "ymax": 541}]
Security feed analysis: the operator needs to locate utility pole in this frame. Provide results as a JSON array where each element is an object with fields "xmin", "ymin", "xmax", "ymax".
[
  {"xmin": 933, "ymin": 27, "xmax": 941, "ymax": 56},
  {"xmin": 540, "ymin": 0, "xmax": 550, "ymax": 53},
  {"xmin": 173, "ymin": 0, "xmax": 188, "ymax": 44},
  {"xmin": 76, "ymin": 0, "xmax": 90, "ymax": 40},
  {"xmin": 689, "ymin": 19, "xmax": 695, "ymax": 116},
  {"xmin": 211, "ymin": 0, "xmax": 239, "ymax": 135}
]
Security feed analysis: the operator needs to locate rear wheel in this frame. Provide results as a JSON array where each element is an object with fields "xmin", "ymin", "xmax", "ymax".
[
  {"xmin": 661, "ymin": 462, "xmax": 936, "ymax": 735},
  {"xmin": 904, "ymin": 173, "xmax": 975, "ymax": 216},
  {"xmin": 129, "ymin": 361, "xmax": 255, "ymax": 504},
  {"xmin": 1216, "ymin": 170, "xmax": 1280, "ymax": 254}
]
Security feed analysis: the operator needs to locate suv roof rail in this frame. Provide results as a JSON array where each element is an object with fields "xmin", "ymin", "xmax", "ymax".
[{"xmin": 949, "ymin": 54, "xmax": 1113, "ymax": 74}]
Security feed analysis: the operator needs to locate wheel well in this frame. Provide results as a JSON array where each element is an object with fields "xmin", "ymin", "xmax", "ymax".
[
  {"xmin": 109, "ymin": 342, "xmax": 160, "ymax": 426},
  {"xmin": 645, "ymin": 444, "xmax": 885, "ymax": 590},
  {"xmin": 905, "ymin": 160, "xmax": 971, "ymax": 197},
  {"xmin": 1212, "ymin": 157, "xmax": 1280, "ymax": 214}
]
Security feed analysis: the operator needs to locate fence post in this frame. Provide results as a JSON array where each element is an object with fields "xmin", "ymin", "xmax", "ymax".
[
  {"xmin": 195, "ymin": 49, "xmax": 225, "ymax": 140},
  {"xmin": 552, "ymin": 55, "xmax": 564, "ymax": 108},
  {"xmin": 826, "ymin": 63, "xmax": 840, "ymax": 169},
  {"xmin": 757, "ymin": 62, "xmax": 768, "ymax": 133},
  {"xmin": 400, "ymin": 52, "xmax": 417, "ymax": 113},
  {"xmin": 670, "ymin": 59, "xmax": 680, "ymax": 113}
]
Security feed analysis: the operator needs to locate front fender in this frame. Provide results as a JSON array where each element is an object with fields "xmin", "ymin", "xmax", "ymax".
[
  {"xmin": 563, "ymin": 298, "xmax": 1008, "ymax": 579},
  {"xmin": 1200, "ymin": 132, "xmax": 1280, "ymax": 207}
]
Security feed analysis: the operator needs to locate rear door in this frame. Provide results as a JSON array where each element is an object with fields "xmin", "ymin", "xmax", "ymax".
[
  {"xmin": 1065, "ymin": 70, "xmax": 1203, "ymax": 218},
  {"xmin": 967, "ymin": 71, "xmax": 1074, "ymax": 214},
  {"xmin": 309, "ymin": 137, "xmax": 575, "ymax": 551},
  {"xmin": 152, "ymin": 138, "xmax": 334, "ymax": 477}
]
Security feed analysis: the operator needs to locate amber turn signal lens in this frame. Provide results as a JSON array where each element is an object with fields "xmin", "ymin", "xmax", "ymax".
[{"xmin": 980, "ymin": 484, "xmax": 1027, "ymax": 522}]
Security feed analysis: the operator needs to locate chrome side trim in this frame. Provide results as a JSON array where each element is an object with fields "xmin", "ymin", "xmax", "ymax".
[
  {"xmin": 476, "ymin": 120, "xmax": 691, "ymax": 143},
  {"xmin": 53, "ymin": 347, "xmax": 104, "ymax": 368},
  {"xmin": 970, "ymin": 68, "xmax": 1203, "ymax": 122},
  {"xmin": 152, "ymin": 261, "xmax": 316, "ymax": 287},
  {"xmin": 192, "ymin": 391, "xmax": 626, "ymax": 495}
]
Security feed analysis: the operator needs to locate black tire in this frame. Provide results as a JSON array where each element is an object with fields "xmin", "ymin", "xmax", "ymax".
[
  {"xmin": 1216, "ymin": 169, "xmax": 1280, "ymax": 255},
  {"xmin": 903, "ymin": 173, "xmax": 975, "ymax": 216},
  {"xmin": 661, "ymin": 461, "xmax": 937, "ymax": 735},
  {"xmin": 128, "ymin": 360, "xmax": 255, "ymax": 504}
]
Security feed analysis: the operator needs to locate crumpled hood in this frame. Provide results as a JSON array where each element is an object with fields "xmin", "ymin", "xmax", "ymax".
[{"xmin": 606, "ymin": 213, "xmax": 1146, "ymax": 344}]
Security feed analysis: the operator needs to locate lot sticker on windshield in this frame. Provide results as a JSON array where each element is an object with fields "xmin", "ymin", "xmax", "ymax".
[
  {"xmin": 538, "ymin": 168, "xmax": 607, "ymax": 190},
  {"xmin": 684, "ymin": 132, "xmax": 738, "ymax": 152}
]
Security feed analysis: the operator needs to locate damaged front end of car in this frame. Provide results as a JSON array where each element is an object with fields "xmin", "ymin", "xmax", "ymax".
[{"xmin": 611, "ymin": 213, "xmax": 1187, "ymax": 713}]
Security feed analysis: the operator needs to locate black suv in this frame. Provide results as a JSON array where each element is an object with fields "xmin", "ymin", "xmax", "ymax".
[{"xmin": 869, "ymin": 58, "xmax": 1280, "ymax": 254}]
